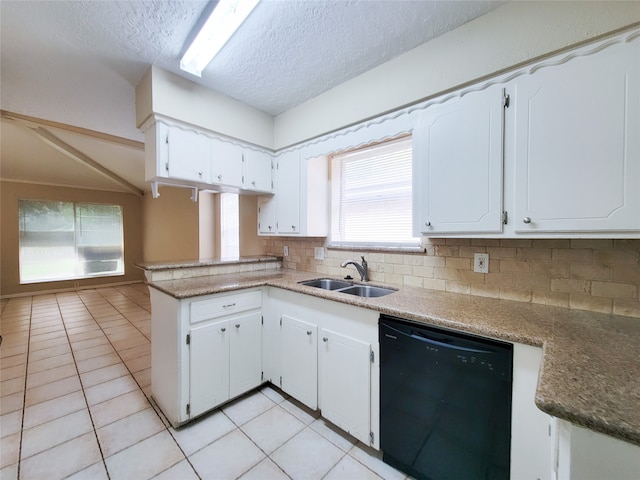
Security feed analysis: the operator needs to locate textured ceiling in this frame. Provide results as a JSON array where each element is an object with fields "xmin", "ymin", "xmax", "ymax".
[{"xmin": 0, "ymin": 0, "xmax": 501, "ymax": 193}]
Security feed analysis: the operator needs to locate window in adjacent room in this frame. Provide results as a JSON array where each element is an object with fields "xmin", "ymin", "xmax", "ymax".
[
  {"xmin": 18, "ymin": 200, "xmax": 124, "ymax": 283},
  {"xmin": 330, "ymin": 136, "xmax": 418, "ymax": 248},
  {"xmin": 220, "ymin": 192, "xmax": 240, "ymax": 259}
]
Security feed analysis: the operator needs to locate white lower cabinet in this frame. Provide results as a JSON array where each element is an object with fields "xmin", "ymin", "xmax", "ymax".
[
  {"xmin": 150, "ymin": 287, "xmax": 264, "ymax": 427},
  {"xmin": 319, "ymin": 328, "xmax": 371, "ymax": 444},
  {"xmin": 511, "ymin": 343, "xmax": 555, "ymax": 480},
  {"xmin": 266, "ymin": 287, "xmax": 379, "ymax": 448},
  {"xmin": 189, "ymin": 319, "xmax": 229, "ymax": 417},
  {"xmin": 555, "ymin": 419, "xmax": 640, "ymax": 480},
  {"xmin": 280, "ymin": 315, "xmax": 318, "ymax": 409}
]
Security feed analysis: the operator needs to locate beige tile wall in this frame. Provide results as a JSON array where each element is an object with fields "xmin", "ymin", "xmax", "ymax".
[{"xmin": 263, "ymin": 237, "xmax": 640, "ymax": 318}]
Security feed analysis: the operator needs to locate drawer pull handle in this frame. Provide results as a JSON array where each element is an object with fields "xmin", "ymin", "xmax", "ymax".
[
  {"xmin": 221, "ymin": 327, "xmax": 226, "ymax": 332},
  {"xmin": 223, "ymin": 303, "xmax": 236, "ymax": 308},
  {"xmin": 235, "ymin": 324, "xmax": 240, "ymax": 328},
  {"xmin": 306, "ymin": 331, "xmax": 312, "ymax": 336}
]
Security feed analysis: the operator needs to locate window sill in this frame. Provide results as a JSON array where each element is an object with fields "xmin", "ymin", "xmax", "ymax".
[{"xmin": 326, "ymin": 244, "xmax": 426, "ymax": 254}]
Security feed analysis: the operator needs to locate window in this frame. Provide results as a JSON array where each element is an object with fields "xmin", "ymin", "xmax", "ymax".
[
  {"xmin": 19, "ymin": 200, "xmax": 124, "ymax": 283},
  {"xmin": 330, "ymin": 136, "xmax": 418, "ymax": 247}
]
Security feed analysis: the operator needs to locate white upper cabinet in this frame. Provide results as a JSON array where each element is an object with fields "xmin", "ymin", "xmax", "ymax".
[
  {"xmin": 413, "ymin": 85, "xmax": 505, "ymax": 235},
  {"xmin": 211, "ymin": 137, "xmax": 243, "ymax": 188},
  {"xmin": 244, "ymin": 149, "xmax": 273, "ymax": 193},
  {"xmin": 513, "ymin": 37, "xmax": 640, "ymax": 233},
  {"xmin": 147, "ymin": 122, "xmax": 211, "ymax": 184},
  {"xmin": 257, "ymin": 153, "xmax": 328, "ymax": 236},
  {"xmin": 275, "ymin": 150, "xmax": 301, "ymax": 234}
]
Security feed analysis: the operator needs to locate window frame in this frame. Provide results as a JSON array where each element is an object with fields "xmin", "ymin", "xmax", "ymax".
[
  {"xmin": 328, "ymin": 135, "xmax": 419, "ymax": 249},
  {"xmin": 18, "ymin": 199, "xmax": 125, "ymax": 284}
]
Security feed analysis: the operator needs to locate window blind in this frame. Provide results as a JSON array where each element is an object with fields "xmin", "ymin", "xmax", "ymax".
[
  {"xmin": 330, "ymin": 136, "xmax": 418, "ymax": 247},
  {"xmin": 19, "ymin": 200, "xmax": 124, "ymax": 283}
]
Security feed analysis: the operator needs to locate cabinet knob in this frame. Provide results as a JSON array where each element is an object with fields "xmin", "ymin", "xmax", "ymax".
[
  {"xmin": 198, "ymin": 171, "xmax": 203, "ymax": 177},
  {"xmin": 252, "ymin": 181, "xmax": 256, "ymax": 186},
  {"xmin": 291, "ymin": 225, "xmax": 296, "ymax": 231},
  {"xmin": 306, "ymin": 331, "xmax": 312, "ymax": 336},
  {"xmin": 425, "ymin": 221, "xmax": 431, "ymax": 227},
  {"xmin": 235, "ymin": 324, "xmax": 240, "ymax": 328},
  {"xmin": 523, "ymin": 217, "xmax": 532, "ymax": 224},
  {"xmin": 323, "ymin": 337, "xmax": 328, "ymax": 342},
  {"xmin": 218, "ymin": 174, "xmax": 222, "ymax": 181},
  {"xmin": 221, "ymin": 327, "xmax": 226, "ymax": 332}
]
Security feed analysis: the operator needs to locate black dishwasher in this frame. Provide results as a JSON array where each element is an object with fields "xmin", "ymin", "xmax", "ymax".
[{"xmin": 380, "ymin": 315, "xmax": 513, "ymax": 480}]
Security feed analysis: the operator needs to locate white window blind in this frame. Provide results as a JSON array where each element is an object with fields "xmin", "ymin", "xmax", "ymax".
[
  {"xmin": 19, "ymin": 200, "xmax": 124, "ymax": 283},
  {"xmin": 330, "ymin": 136, "xmax": 418, "ymax": 247}
]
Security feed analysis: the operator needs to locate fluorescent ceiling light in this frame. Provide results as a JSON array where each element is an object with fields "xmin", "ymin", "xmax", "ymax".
[{"xmin": 180, "ymin": 0, "xmax": 260, "ymax": 77}]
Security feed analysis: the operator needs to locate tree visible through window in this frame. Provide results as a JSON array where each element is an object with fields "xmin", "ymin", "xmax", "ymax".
[
  {"xmin": 330, "ymin": 136, "xmax": 418, "ymax": 247},
  {"xmin": 19, "ymin": 199, "xmax": 124, "ymax": 283}
]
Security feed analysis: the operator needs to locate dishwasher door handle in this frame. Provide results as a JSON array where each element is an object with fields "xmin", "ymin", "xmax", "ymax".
[{"xmin": 382, "ymin": 322, "xmax": 493, "ymax": 354}]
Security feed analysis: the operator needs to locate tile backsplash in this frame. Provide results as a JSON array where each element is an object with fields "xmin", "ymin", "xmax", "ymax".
[{"xmin": 263, "ymin": 237, "xmax": 640, "ymax": 318}]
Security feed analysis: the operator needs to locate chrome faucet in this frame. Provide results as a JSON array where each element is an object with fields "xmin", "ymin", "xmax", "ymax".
[{"xmin": 341, "ymin": 256, "xmax": 369, "ymax": 282}]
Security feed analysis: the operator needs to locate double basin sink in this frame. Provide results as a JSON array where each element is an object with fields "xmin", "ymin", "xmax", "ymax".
[{"xmin": 299, "ymin": 278, "xmax": 397, "ymax": 298}]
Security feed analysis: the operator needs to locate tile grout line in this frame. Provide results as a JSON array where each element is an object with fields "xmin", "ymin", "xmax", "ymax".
[
  {"xmin": 16, "ymin": 296, "xmax": 34, "ymax": 480},
  {"xmin": 55, "ymin": 292, "xmax": 112, "ymax": 480},
  {"xmin": 74, "ymin": 289, "xmax": 196, "ymax": 479}
]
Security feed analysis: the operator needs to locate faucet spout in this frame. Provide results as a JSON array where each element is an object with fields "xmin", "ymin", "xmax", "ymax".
[{"xmin": 340, "ymin": 256, "xmax": 369, "ymax": 282}]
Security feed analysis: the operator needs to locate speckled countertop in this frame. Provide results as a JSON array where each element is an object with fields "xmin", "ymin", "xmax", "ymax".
[{"xmin": 147, "ymin": 269, "xmax": 640, "ymax": 447}]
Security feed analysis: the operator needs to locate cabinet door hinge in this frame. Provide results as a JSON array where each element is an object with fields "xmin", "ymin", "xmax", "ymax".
[
  {"xmin": 242, "ymin": 175, "xmax": 245, "ymax": 184},
  {"xmin": 502, "ymin": 211, "xmax": 508, "ymax": 225},
  {"xmin": 165, "ymin": 162, "xmax": 169, "ymax": 173},
  {"xmin": 370, "ymin": 350, "xmax": 375, "ymax": 363},
  {"xmin": 186, "ymin": 403, "xmax": 191, "ymax": 416},
  {"xmin": 369, "ymin": 432, "xmax": 374, "ymax": 444},
  {"xmin": 503, "ymin": 92, "xmax": 510, "ymax": 108},
  {"xmin": 186, "ymin": 334, "xmax": 190, "ymax": 345},
  {"xmin": 261, "ymin": 316, "xmax": 264, "ymax": 325},
  {"xmin": 279, "ymin": 375, "xmax": 282, "ymax": 387},
  {"xmin": 279, "ymin": 317, "xmax": 282, "ymax": 327},
  {"xmin": 261, "ymin": 371, "xmax": 264, "ymax": 382},
  {"xmin": 165, "ymin": 134, "xmax": 169, "ymax": 144},
  {"xmin": 271, "ymin": 180, "xmax": 274, "ymax": 189}
]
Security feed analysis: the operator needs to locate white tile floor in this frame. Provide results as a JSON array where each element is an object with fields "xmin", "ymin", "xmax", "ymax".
[{"xmin": 0, "ymin": 285, "xmax": 410, "ymax": 480}]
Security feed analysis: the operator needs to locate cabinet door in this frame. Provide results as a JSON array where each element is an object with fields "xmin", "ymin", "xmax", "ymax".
[
  {"xmin": 189, "ymin": 319, "xmax": 229, "ymax": 417},
  {"xmin": 257, "ymin": 196, "xmax": 276, "ymax": 234},
  {"xmin": 244, "ymin": 149, "xmax": 273, "ymax": 193},
  {"xmin": 413, "ymin": 86, "xmax": 505, "ymax": 235},
  {"xmin": 319, "ymin": 328, "xmax": 371, "ymax": 445},
  {"xmin": 211, "ymin": 138, "xmax": 243, "ymax": 187},
  {"xmin": 281, "ymin": 315, "xmax": 318, "ymax": 409},
  {"xmin": 511, "ymin": 344, "xmax": 554, "ymax": 480},
  {"xmin": 166, "ymin": 126, "xmax": 211, "ymax": 183},
  {"xmin": 229, "ymin": 311, "xmax": 262, "ymax": 398},
  {"xmin": 275, "ymin": 151, "xmax": 300, "ymax": 234},
  {"xmin": 514, "ymin": 38, "xmax": 640, "ymax": 232}
]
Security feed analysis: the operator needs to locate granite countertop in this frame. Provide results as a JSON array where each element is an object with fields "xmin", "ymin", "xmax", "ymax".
[{"xmin": 147, "ymin": 269, "xmax": 640, "ymax": 447}]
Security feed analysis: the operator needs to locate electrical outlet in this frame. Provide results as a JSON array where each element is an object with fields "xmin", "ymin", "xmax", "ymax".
[
  {"xmin": 474, "ymin": 253, "xmax": 489, "ymax": 273},
  {"xmin": 283, "ymin": 246, "xmax": 289, "ymax": 257},
  {"xmin": 314, "ymin": 247, "xmax": 325, "ymax": 260}
]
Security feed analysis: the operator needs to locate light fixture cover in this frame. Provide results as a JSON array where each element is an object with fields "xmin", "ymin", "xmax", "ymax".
[{"xmin": 180, "ymin": 0, "xmax": 261, "ymax": 77}]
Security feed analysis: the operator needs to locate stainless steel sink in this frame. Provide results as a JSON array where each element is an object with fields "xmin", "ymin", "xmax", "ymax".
[
  {"xmin": 338, "ymin": 285, "xmax": 397, "ymax": 297},
  {"xmin": 299, "ymin": 278, "xmax": 396, "ymax": 297},
  {"xmin": 299, "ymin": 278, "xmax": 354, "ymax": 290}
]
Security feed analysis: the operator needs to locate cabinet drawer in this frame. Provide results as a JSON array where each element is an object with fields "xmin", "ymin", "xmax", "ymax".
[{"xmin": 190, "ymin": 290, "xmax": 261, "ymax": 324}]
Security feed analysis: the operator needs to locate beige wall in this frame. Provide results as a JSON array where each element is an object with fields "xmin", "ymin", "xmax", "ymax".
[
  {"xmin": 142, "ymin": 186, "xmax": 199, "ymax": 262},
  {"xmin": 239, "ymin": 196, "xmax": 263, "ymax": 256},
  {"xmin": 0, "ymin": 181, "xmax": 144, "ymax": 296},
  {"xmin": 274, "ymin": 1, "xmax": 640, "ymax": 148},
  {"xmin": 264, "ymin": 237, "xmax": 640, "ymax": 318}
]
